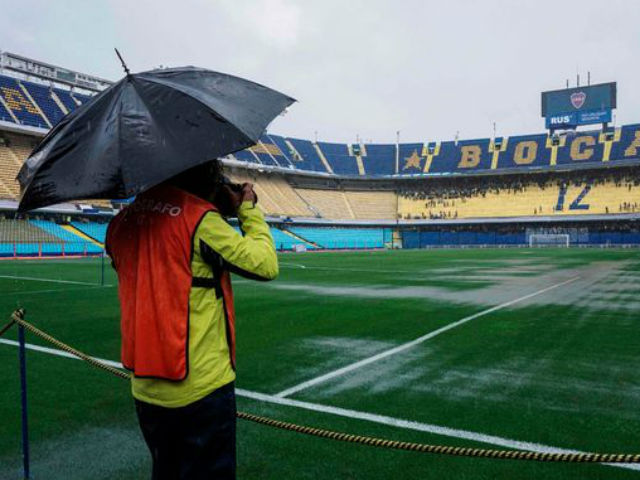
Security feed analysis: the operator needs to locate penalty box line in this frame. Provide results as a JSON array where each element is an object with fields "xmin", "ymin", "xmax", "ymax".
[
  {"xmin": 0, "ymin": 337, "xmax": 637, "ymax": 472},
  {"xmin": 274, "ymin": 275, "xmax": 581, "ymax": 399}
]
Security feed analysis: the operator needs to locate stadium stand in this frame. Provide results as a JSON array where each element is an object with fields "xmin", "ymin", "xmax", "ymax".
[
  {"xmin": 398, "ymin": 168, "xmax": 640, "ymax": 219},
  {"xmin": 317, "ymin": 142, "xmax": 359, "ymax": 176},
  {"xmin": 248, "ymin": 142, "xmax": 278, "ymax": 167},
  {"xmin": 0, "ymin": 70, "xmax": 638, "ymax": 252},
  {"xmin": 497, "ymin": 134, "xmax": 550, "ymax": 169},
  {"xmin": 610, "ymin": 123, "xmax": 640, "ymax": 161},
  {"xmin": 246, "ymin": 135, "xmax": 295, "ymax": 167},
  {"xmin": 21, "ymin": 79, "xmax": 66, "ymax": 126},
  {"xmin": 232, "ymin": 149, "xmax": 259, "ymax": 165},
  {"xmin": 30, "ymin": 219, "xmax": 102, "ymax": 254},
  {"xmin": 0, "ymin": 70, "xmax": 639, "ymax": 179},
  {"xmin": 73, "ymin": 93, "xmax": 92, "ymax": 105},
  {"xmin": 362, "ymin": 144, "xmax": 396, "ymax": 176},
  {"xmin": 53, "ymin": 88, "xmax": 80, "ymax": 113},
  {"xmin": 0, "ymin": 219, "xmax": 60, "ymax": 243},
  {"xmin": 71, "ymin": 221, "xmax": 108, "ymax": 243},
  {"xmin": 265, "ymin": 134, "xmax": 295, "ymax": 167},
  {"xmin": 226, "ymin": 169, "xmax": 397, "ymax": 220},
  {"xmin": 399, "ymin": 143, "xmax": 426, "ymax": 174},
  {"xmin": 289, "ymin": 226, "xmax": 384, "ymax": 249},
  {"xmin": 294, "ymin": 188, "xmax": 354, "ymax": 219},
  {"xmin": 286, "ymin": 138, "xmax": 329, "ymax": 173},
  {"xmin": 0, "ymin": 76, "xmax": 47, "ymax": 128},
  {"xmin": 0, "ymin": 147, "xmax": 20, "ymax": 198},
  {"xmin": 1, "ymin": 60, "xmax": 638, "ymax": 253},
  {"xmin": 0, "ymin": 218, "xmax": 102, "ymax": 256},
  {"xmin": 270, "ymin": 227, "xmax": 315, "ymax": 250},
  {"xmin": 0, "ymin": 100, "xmax": 14, "ymax": 123},
  {"xmin": 227, "ymin": 170, "xmax": 315, "ymax": 217},
  {"xmin": 343, "ymin": 191, "xmax": 397, "ymax": 219},
  {"xmin": 0, "ymin": 218, "xmax": 57, "ymax": 256},
  {"xmin": 0, "ymin": 133, "xmax": 34, "ymax": 199}
]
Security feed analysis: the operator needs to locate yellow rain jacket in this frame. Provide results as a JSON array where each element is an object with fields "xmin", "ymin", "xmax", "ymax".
[{"xmin": 106, "ymin": 184, "xmax": 278, "ymax": 408}]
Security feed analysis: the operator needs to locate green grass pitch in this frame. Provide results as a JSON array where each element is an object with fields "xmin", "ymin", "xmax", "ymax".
[{"xmin": 0, "ymin": 248, "xmax": 639, "ymax": 479}]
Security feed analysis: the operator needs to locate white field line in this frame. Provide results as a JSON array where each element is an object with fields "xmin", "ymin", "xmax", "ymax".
[
  {"xmin": 275, "ymin": 276, "xmax": 581, "ymax": 398},
  {"xmin": 0, "ymin": 285, "xmax": 110, "ymax": 298},
  {"xmin": 0, "ymin": 274, "xmax": 112, "ymax": 287},
  {"xmin": 277, "ymin": 264, "xmax": 525, "ymax": 275},
  {"xmin": 0, "ymin": 338, "xmax": 636, "ymax": 472},
  {"xmin": 278, "ymin": 264, "xmax": 424, "ymax": 274},
  {"xmin": 237, "ymin": 389, "xmax": 639, "ymax": 472},
  {"xmin": 0, "ymin": 339, "xmax": 123, "ymax": 369},
  {"xmin": 278, "ymin": 262, "xmax": 307, "ymax": 269}
]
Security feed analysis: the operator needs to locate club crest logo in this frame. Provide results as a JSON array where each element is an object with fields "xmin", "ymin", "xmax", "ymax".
[{"xmin": 570, "ymin": 92, "xmax": 586, "ymax": 109}]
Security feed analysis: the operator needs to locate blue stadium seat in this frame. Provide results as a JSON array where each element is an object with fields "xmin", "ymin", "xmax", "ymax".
[
  {"xmin": 73, "ymin": 93, "xmax": 92, "ymax": 105},
  {"xmin": 289, "ymin": 227, "xmax": 384, "ymax": 249},
  {"xmin": 54, "ymin": 88, "xmax": 80, "ymax": 113},
  {"xmin": 30, "ymin": 220, "xmax": 102, "ymax": 254},
  {"xmin": 555, "ymin": 131, "xmax": 603, "ymax": 167},
  {"xmin": 219, "ymin": 126, "xmax": 640, "ymax": 176},
  {"xmin": 0, "ymin": 100, "xmax": 14, "ymax": 123},
  {"xmin": 362, "ymin": 144, "xmax": 395, "ymax": 176},
  {"xmin": 430, "ymin": 139, "xmax": 492, "ymax": 173},
  {"xmin": 21, "ymin": 79, "xmax": 66, "ymax": 126},
  {"xmin": 317, "ymin": 142, "xmax": 359, "ymax": 175},
  {"xmin": 253, "ymin": 151, "xmax": 278, "ymax": 166},
  {"xmin": 398, "ymin": 143, "xmax": 425, "ymax": 174},
  {"xmin": 256, "ymin": 135, "xmax": 287, "ymax": 168},
  {"xmin": 0, "ymin": 76, "xmax": 47, "ymax": 128},
  {"xmin": 610, "ymin": 124, "xmax": 640, "ymax": 162},
  {"xmin": 266, "ymin": 134, "xmax": 296, "ymax": 168},
  {"xmin": 233, "ymin": 149, "xmax": 259, "ymax": 164},
  {"xmin": 499, "ymin": 134, "xmax": 549, "ymax": 169},
  {"xmin": 286, "ymin": 138, "xmax": 328, "ymax": 173},
  {"xmin": 270, "ymin": 228, "xmax": 315, "ymax": 250},
  {"xmin": 71, "ymin": 222, "xmax": 108, "ymax": 243}
]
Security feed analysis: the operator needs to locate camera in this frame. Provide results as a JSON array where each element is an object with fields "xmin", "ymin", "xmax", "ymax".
[
  {"xmin": 221, "ymin": 176, "xmax": 243, "ymax": 193},
  {"xmin": 213, "ymin": 176, "xmax": 257, "ymax": 217}
]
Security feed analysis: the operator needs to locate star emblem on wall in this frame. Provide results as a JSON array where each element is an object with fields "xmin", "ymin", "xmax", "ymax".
[{"xmin": 403, "ymin": 150, "xmax": 422, "ymax": 170}]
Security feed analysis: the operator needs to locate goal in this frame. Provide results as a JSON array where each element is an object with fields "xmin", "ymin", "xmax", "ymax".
[{"xmin": 528, "ymin": 234, "xmax": 570, "ymax": 248}]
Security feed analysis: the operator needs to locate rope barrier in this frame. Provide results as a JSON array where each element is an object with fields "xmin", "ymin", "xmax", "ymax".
[
  {"xmin": 3, "ymin": 309, "xmax": 640, "ymax": 464},
  {"xmin": 7, "ymin": 309, "xmax": 129, "ymax": 380}
]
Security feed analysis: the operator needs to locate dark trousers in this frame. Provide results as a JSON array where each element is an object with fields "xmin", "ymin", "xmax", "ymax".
[{"xmin": 135, "ymin": 382, "xmax": 236, "ymax": 480}]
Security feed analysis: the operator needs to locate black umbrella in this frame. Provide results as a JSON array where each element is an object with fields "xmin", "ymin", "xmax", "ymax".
[{"xmin": 17, "ymin": 61, "xmax": 295, "ymax": 211}]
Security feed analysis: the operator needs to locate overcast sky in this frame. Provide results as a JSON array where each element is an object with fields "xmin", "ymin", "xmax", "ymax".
[{"xmin": 1, "ymin": 0, "xmax": 638, "ymax": 143}]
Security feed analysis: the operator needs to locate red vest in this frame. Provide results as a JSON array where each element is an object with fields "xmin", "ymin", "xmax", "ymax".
[{"xmin": 106, "ymin": 184, "xmax": 236, "ymax": 380}]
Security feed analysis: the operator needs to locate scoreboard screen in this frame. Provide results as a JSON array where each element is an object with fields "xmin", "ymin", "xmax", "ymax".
[{"xmin": 541, "ymin": 82, "xmax": 616, "ymax": 129}]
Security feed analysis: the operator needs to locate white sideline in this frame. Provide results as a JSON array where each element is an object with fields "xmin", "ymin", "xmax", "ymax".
[
  {"xmin": 0, "ymin": 286, "xmax": 106, "ymax": 298},
  {"xmin": 0, "ymin": 337, "xmax": 636, "ymax": 472},
  {"xmin": 274, "ymin": 276, "xmax": 581, "ymax": 398},
  {"xmin": 0, "ymin": 274, "xmax": 112, "ymax": 287},
  {"xmin": 0, "ymin": 339, "xmax": 124, "ymax": 369},
  {"xmin": 237, "ymin": 389, "xmax": 639, "ymax": 472}
]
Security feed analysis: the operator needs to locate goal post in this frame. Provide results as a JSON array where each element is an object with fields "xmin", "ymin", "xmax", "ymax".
[{"xmin": 528, "ymin": 233, "xmax": 570, "ymax": 248}]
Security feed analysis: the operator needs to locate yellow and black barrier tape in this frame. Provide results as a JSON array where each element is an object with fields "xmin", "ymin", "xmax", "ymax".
[{"xmin": 3, "ymin": 309, "xmax": 640, "ymax": 464}]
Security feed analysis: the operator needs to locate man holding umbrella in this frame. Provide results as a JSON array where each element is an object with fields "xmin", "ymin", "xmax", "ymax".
[
  {"xmin": 17, "ymin": 64, "xmax": 294, "ymax": 479},
  {"xmin": 106, "ymin": 159, "xmax": 277, "ymax": 479}
]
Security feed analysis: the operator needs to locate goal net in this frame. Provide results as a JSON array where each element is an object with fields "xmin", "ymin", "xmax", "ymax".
[{"xmin": 528, "ymin": 233, "xmax": 570, "ymax": 248}]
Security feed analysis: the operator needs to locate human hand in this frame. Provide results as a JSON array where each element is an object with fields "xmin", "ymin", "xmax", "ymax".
[
  {"xmin": 240, "ymin": 182, "xmax": 257, "ymax": 206},
  {"xmin": 217, "ymin": 182, "xmax": 257, "ymax": 217}
]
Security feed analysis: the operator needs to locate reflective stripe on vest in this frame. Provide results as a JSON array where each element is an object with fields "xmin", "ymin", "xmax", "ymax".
[{"xmin": 107, "ymin": 184, "xmax": 235, "ymax": 381}]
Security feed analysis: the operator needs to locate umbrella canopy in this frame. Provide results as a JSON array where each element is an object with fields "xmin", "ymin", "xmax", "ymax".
[{"xmin": 17, "ymin": 66, "xmax": 295, "ymax": 211}]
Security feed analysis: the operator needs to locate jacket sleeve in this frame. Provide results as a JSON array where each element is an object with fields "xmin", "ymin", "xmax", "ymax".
[{"xmin": 195, "ymin": 201, "xmax": 279, "ymax": 280}]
